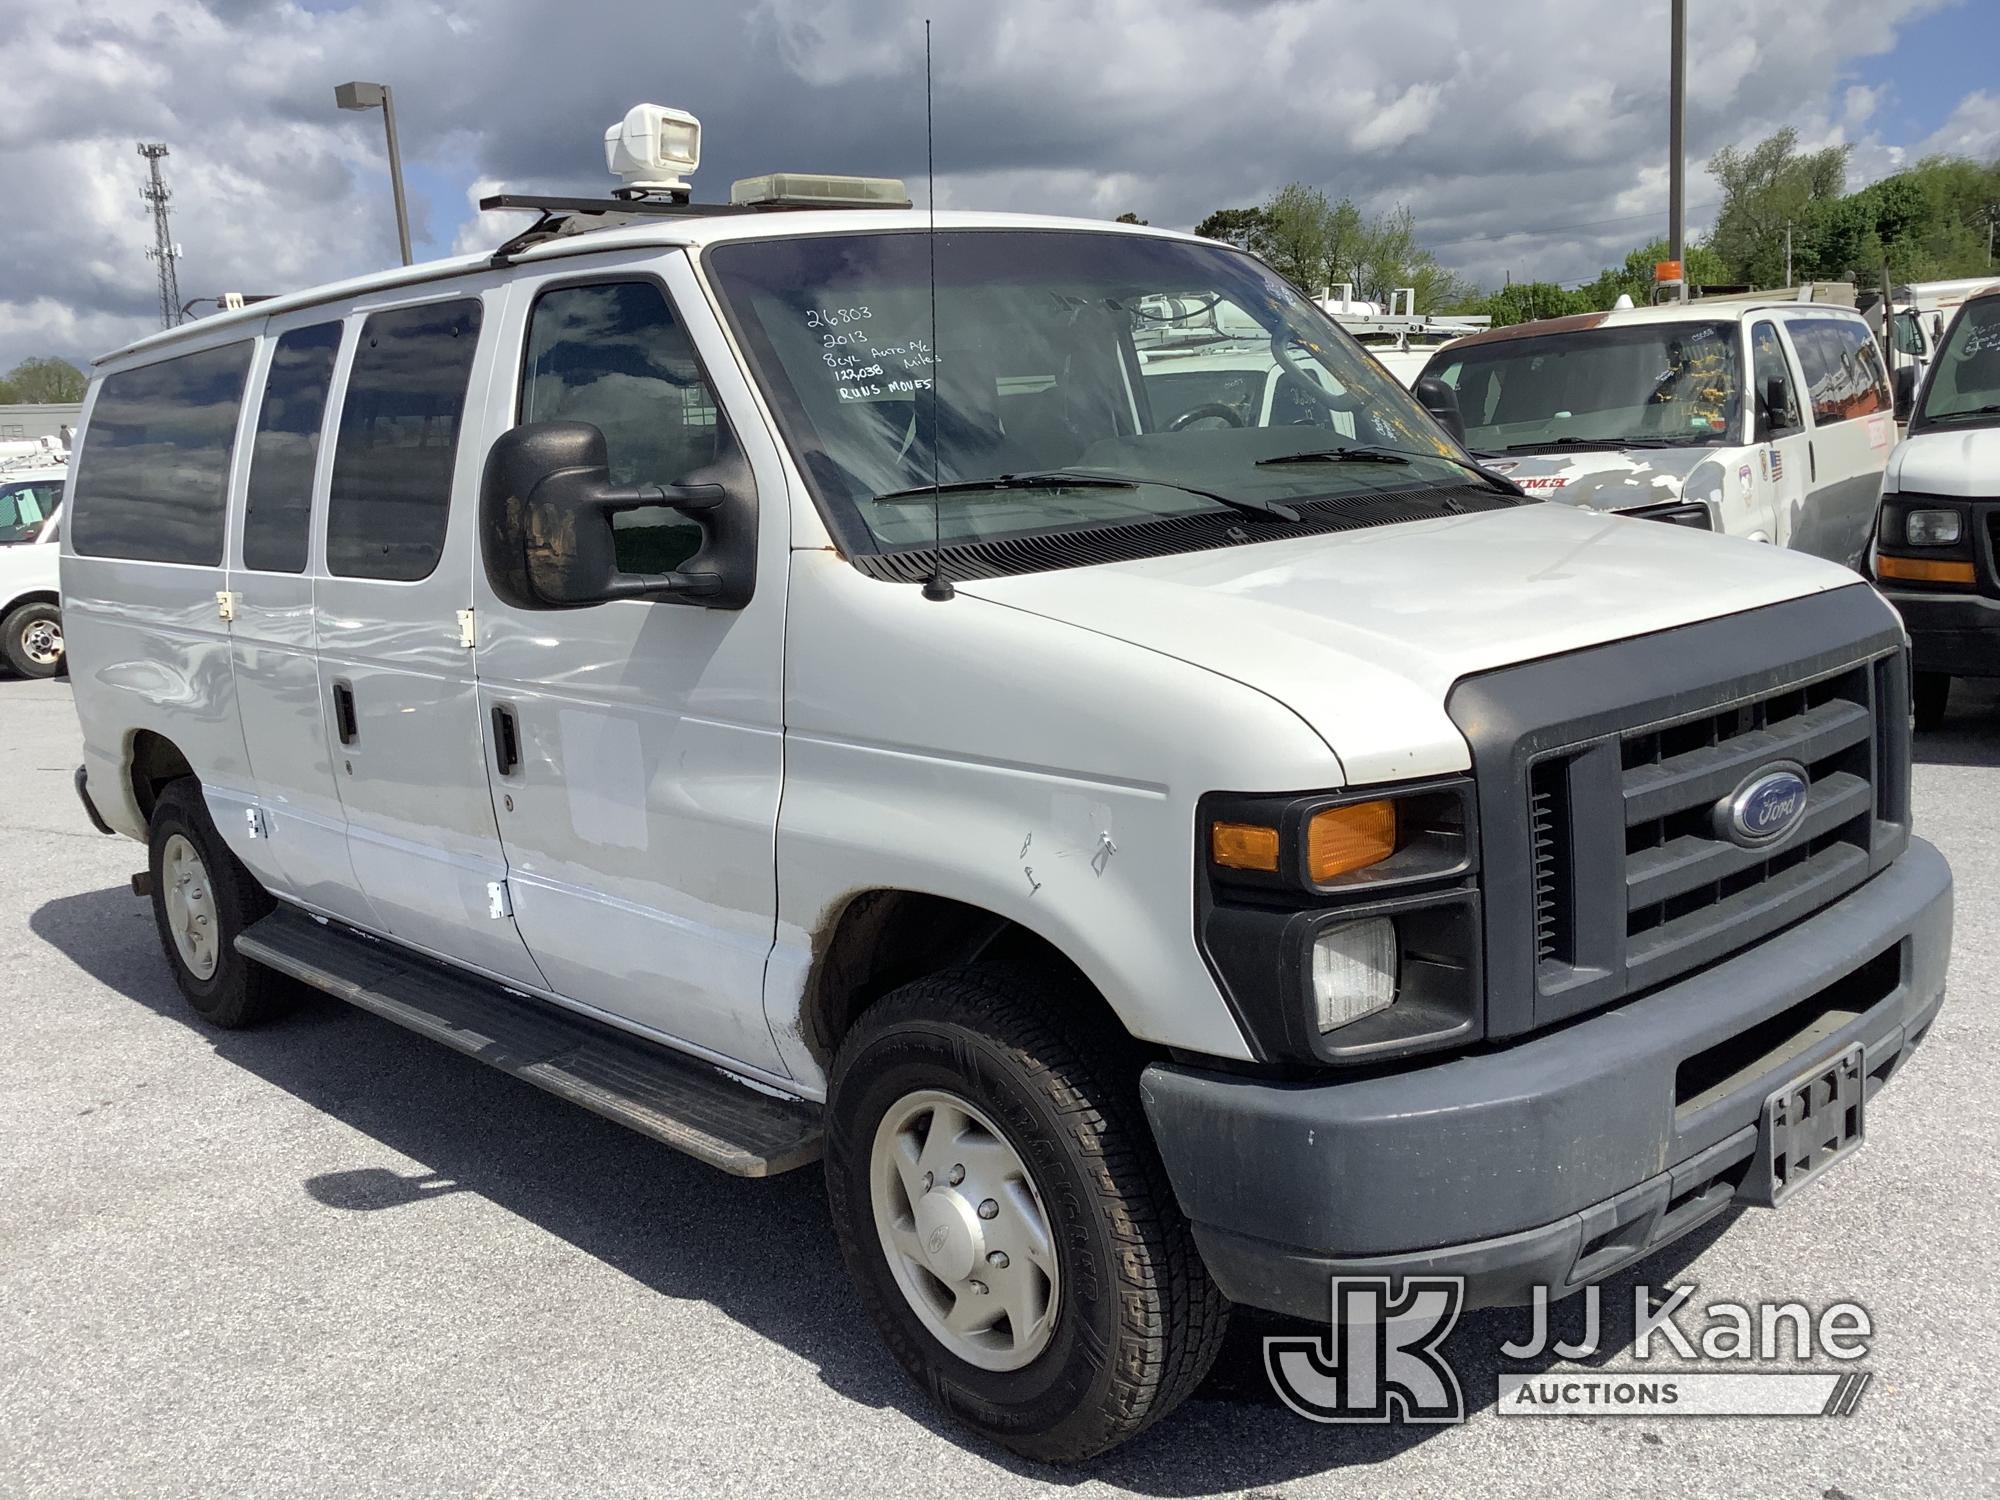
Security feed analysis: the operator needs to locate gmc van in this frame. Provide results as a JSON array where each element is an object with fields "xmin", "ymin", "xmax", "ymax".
[
  {"xmin": 1871, "ymin": 279, "xmax": 2000, "ymax": 728},
  {"xmin": 1418, "ymin": 301, "xmax": 1896, "ymax": 565},
  {"xmin": 60, "ymin": 109, "xmax": 1953, "ymax": 1460}
]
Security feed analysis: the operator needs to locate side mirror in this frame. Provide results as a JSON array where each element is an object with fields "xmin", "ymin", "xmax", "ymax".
[
  {"xmin": 1756, "ymin": 375, "xmax": 1790, "ymax": 440},
  {"xmin": 479, "ymin": 421, "xmax": 754, "ymax": 611},
  {"xmin": 1893, "ymin": 364, "xmax": 1918, "ymax": 423},
  {"xmin": 1412, "ymin": 374, "xmax": 1466, "ymax": 447}
]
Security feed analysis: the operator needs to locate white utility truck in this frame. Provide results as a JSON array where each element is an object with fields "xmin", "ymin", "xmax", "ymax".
[{"xmin": 60, "ymin": 106, "xmax": 1952, "ymax": 1459}]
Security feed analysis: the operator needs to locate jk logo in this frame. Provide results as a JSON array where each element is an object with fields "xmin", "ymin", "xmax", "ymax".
[{"xmin": 1264, "ymin": 1277, "xmax": 1467, "ymax": 1424}]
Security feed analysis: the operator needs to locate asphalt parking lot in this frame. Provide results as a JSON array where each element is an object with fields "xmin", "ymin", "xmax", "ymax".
[{"xmin": 2, "ymin": 673, "xmax": 1995, "ymax": 1499}]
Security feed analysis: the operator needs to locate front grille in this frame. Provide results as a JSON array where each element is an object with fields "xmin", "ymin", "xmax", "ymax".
[
  {"xmin": 1529, "ymin": 758, "xmax": 1574, "ymax": 965},
  {"xmin": 1617, "ymin": 664, "xmax": 1875, "ymax": 992},
  {"xmin": 1446, "ymin": 587, "xmax": 1911, "ymax": 1037}
]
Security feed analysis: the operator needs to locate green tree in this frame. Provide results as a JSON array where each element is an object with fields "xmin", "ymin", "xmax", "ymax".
[
  {"xmin": 3, "ymin": 357, "xmax": 87, "ymax": 404},
  {"xmin": 1472, "ymin": 281, "xmax": 1586, "ymax": 327},
  {"xmin": 1263, "ymin": 182, "xmax": 1334, "ymax": 292},
  {"xmin": 1706, "ymin": 128, "xmax": 1851, "ymax": 285},
  {"xmin": 0, "ymin": 377, "xmax": 18, "ymax": 405},
  {"xmin": 1192, "ymin": 206, "xmax": 1274, "ymax": 257},
  {"xmin": 1114, "ymin": 211, "xmax": 1147, "ymax": 225},
  {"xmin": 1569, "ymin": 239, "xmax": 1730, "ymax": 310},
  {"xmin": 1349, "ymin": 203, "xmax": 1474, "ymax": 310}
]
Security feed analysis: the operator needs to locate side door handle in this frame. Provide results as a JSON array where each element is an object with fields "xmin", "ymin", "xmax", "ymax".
[
  {"xmin": 491, "ymin": 703, "xmax": 521, "ymax": 777},
  {"xmin": 331, "ymin": 679, "xmax": 359, "ymax": 746}
]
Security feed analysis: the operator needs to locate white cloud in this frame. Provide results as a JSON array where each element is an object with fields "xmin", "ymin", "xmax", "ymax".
[{"xmin": 0, "ymin": 0, "xmax": 1993, "ymax": 371}]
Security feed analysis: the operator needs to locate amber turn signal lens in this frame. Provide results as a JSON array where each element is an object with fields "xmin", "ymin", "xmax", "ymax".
[
  {"xmin": 1210, "ymin": 820, "xmax": 1280, "ymax": 872},
  {"xmin": 1876, "ymin": 554, "xmax": 1976, "ymax": 585},
  {"xmin": 1307, "ymin": 800, "xmax": 1398, "ymax": 881}
]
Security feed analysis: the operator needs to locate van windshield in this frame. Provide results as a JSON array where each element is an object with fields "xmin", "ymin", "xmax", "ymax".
[
  {"xmin": 1912, "ymin": 295, "xmax": 2000, "ymax": 432},
  {"xmin": 704, "ymin": 230, "xmax": 1490, "ymax": 557},
  {"xmin": 1428, "ymin": 321, "xmax": 1743, "ymax": 455}
]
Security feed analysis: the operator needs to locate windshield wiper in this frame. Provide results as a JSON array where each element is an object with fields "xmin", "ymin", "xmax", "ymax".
[
  {"xmin": 1258, "ymin": 445, "xmax": 1521, "ymax": 498},
  {"xmin": 1500, "ymin": 436, "xmax": 1689, "ymax": 451},
  {"xmin": 1924, "ymin": 403, "xmax": 2000, "ymax": 423},
  {"xmin": 872, "ymin": 469, "xmax": 1301, "ymax": 522},
  {"xmin": 1256, "ymin": 445, "xmax": 1410, "ymax": 467}
]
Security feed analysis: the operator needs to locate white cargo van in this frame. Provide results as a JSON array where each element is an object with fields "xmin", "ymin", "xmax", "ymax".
[
  {"xmin": 61, "ymin": 108, "xmax": 1952, "ymax": 1459},
  {"xmin": 0, "ymin": 459, "xmax": 67, "ymax": 677},
  {"xmin": 1871, "ymin": 280, "xmax": 2000, "ymax": 728},
  {"xmin": 1417, "ymin": 300, "xmax": 1897, "ymax": 565}
]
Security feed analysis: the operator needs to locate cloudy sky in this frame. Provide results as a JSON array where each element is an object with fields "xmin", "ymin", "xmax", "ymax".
[{"xmin": 5, "ymin": 0, "xmax": 1997, "ymax": 374}]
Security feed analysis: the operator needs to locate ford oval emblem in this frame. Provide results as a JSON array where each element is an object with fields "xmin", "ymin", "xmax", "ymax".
[{"xmin": 1714, "ymin": 763, "xmax": 1809, "ymax": 848}]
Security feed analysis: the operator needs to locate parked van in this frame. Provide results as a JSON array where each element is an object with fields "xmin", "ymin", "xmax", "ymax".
[
  {"xmin": 61, "ymin": 107, "xmax": 1952, "ymax": 1460},
  {"xmin": 1417, "ymin": 300, "xmax": 1897, "ymax": 565},
  {"xmin": 1871, "ymin": 279, "xmax": 2000, "ymax": 728},
  {"xmin": 0, "ymin": 459, "xmax": 66, "ymax": 677}
]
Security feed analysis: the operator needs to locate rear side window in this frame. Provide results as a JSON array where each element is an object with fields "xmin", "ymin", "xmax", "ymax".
[
  {"xmin": 327, "ymin": 299, "xmax": 482, "ymax": 580},
  {"xmin": 1790, "ymin": 317, "xmax": 1889, "ymax": 426},
  {"xmin": 242, "ymin": 322, "xmax": 343, "ymax": 573},
  {"xmin": 70, "ymin": 342, "xmax": 253, "ymax": 564},
  {"xmin": 518, "ymin": 279, "xmax": 726, "ymax": 576}
]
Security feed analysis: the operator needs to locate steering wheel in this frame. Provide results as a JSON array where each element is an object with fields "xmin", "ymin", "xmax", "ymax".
[
  {"xmin": 1168, "ymin": 402, "xmax": 1245, "ymax": 431},
  {"xmin": 1268, "ymin": 332, "xmax": 1361, "ymax": 415}
]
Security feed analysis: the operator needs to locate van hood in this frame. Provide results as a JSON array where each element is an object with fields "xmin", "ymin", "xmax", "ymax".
[
  {"xmin": 1478, "ymin": 446, "xmax": 1730, "ymax": 514},
  {"xmin": 1887, "ymin": 424, "xmax": 2000, "ymax": 497},
  {"xmin": 958, "ymin": 502, "xmax": 1870, "ymax": 786}
]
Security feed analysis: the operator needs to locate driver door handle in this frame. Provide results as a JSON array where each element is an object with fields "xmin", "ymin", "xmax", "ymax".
[{"xmin": 491, "ymin": 703, "xmax": 521, "ymax": 777}]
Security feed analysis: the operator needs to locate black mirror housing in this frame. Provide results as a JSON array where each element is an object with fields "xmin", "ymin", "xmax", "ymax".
[
  {"xmin": 479, "ymin": 421, "xmax": 755, "ymax": 611},
  {"xmin": 1412, "ymin": 374, "xmax": 1467, "ymax": 447},
  {"xmin": 1893, "ymin": 364, "xmax": 1918, "ymax": 423}
]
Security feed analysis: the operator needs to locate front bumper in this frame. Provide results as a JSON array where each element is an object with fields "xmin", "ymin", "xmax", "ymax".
[
  {"xmin": 1883, "ymin": 588, "xmax": 2000, "ymax": 678},
  {"xmin": 1142, "ymin": 838, "xmax": 1952, "ymax": 1317}
]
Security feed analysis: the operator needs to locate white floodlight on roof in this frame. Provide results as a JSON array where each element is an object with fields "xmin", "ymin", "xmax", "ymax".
[{"xmin": 604, "ymin": 104, "xmax": 701, "ymax": 195}]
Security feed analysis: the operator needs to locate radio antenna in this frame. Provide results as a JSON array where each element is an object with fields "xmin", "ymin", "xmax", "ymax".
[{"xmin": 920, "ymin": 18, "xmax": 954, "ymax": 602}]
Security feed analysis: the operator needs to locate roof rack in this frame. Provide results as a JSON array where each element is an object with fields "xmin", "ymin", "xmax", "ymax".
[{"xmin": 481, "ymin": 192, "xmax": 758, "ymax": 267}]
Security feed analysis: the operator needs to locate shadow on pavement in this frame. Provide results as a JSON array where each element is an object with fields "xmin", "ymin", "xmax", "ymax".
[
  {"xmin": 32, "ymin": 882, "xmax": 1726, "ymax": 1490},
  {"xmin": 1914, "ymin": 678, "xmax": 2000, "ymax": 769}
]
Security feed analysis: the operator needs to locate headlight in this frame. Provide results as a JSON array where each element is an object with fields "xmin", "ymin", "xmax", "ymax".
[
  {"xmin": 1312, "ymin": 917, "xmax": 1398, "ymax": 1031},
  {"xmin": 1197, "ymin": 779, "xmax": 1481, "ymax": 1065},
  {"xmin": 1905, "ymin": 508, "xmax": 1962, "ymax": 546}
]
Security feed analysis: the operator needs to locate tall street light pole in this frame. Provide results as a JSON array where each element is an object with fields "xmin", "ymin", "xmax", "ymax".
[
  {"xmin": 1668, "ymin": 0, "xmax": 1687, "ymax": 302},
  {"xmin": 335, "ymin": 80, "xmax": 413, "ymax": 266}
]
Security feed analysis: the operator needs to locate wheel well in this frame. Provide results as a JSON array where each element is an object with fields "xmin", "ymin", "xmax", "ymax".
[
  {"xmin": 3, "ymin": 590, "xmax": 59, "ymax": 615},
  {"xmin": 127, "ymin": 730, "xmax": 194, "ymax": 827},
  {"xmin": 805, "ymin": 890, "xmax": 1109, "ymax": 1063}
]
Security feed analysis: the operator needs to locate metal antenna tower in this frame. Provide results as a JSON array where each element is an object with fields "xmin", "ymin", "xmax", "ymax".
[{"xmin": 138, "ymin": 143, "xmax": 183, "ymax": 329}]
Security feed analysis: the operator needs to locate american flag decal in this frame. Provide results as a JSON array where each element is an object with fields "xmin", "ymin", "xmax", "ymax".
[{"xmin": 1770, "ymin": 449, "xmax": 1784, "ymax": 481}]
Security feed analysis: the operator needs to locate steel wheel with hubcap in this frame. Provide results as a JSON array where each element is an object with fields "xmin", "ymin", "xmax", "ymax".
[
  {"xmin": 870, "ymin": 1088, "xmax": 1059, "ymax": 1371},
  {"xmin": 146, "ymin": 778, "xmax": 294, "ymax": 1027},
  {"xmin": 159, "ymin": 833, "xmax": 220, "ymax": 981},
  {"xmin": 825, "ymin": 963, "xmax": 1229, "ymax": 1463}
]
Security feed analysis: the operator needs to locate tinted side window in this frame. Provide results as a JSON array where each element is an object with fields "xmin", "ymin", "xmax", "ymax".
[
  {"xmin": 0, "ymin": 480, "xmax": 61, "ymax": 542},
  {"xmin": 327, "ymin": 299, "xmax": 482, "ymax": 581},
  {"xmin": 1750, "ymin": 321, "xmax": 1801, "ymax": 432},
  {"xmin": 519, "ymin": 280, "xmax": 725, "ymax": 575},
  {"xmin": 70, "ymin": 342, "xmax": 253, "ymax": 564},
  {"xmin": 242, "ymin": 322, "xmax": 343, "ymax": 573},
  {"xmin": 1793, "ymin": 318, "xmax": 1888, "ymax": 425}
]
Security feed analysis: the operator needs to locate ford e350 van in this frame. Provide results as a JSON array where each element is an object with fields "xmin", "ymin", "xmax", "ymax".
[
  {"xmin": 1417, "ymin": 300, "xmax": 1897, "ymax": 565},
  {"xmin": 60, "ymin": 107, "xmax": 1952, "ymax": 1460}
]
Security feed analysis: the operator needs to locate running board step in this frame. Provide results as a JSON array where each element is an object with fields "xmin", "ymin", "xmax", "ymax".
[{"xmin": 237, "ymin": 906, "xmax": 822, "ymax": 1176}]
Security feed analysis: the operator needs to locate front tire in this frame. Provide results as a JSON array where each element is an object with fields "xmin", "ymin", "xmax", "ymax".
[
  {"xmin": 1, "ymin": 600, "xmax": 63, "ymax": 678},
  {"xmin": 1913, "ymin": 671, "xmax": 1951, "ymax": 732},
  {"xmin": 825, "ymin": 965, "xmax": 1229, "ymax": 1462},
  {"xmin": 147, "ymin": 779, "xmax": 293, "ymax": 1027}
]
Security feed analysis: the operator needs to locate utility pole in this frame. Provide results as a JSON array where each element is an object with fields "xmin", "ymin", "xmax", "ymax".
[
  {"xmin": 1668, "ymin": 0, "xmax": 1687, "ymax": 302},
  {"xmin": 137, "ymin": 143, "xmax": 183, "ymax": 331},
  {"xmin": 1784, "ymin": 222, "xmax": 1793, "ymax": 287}
]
